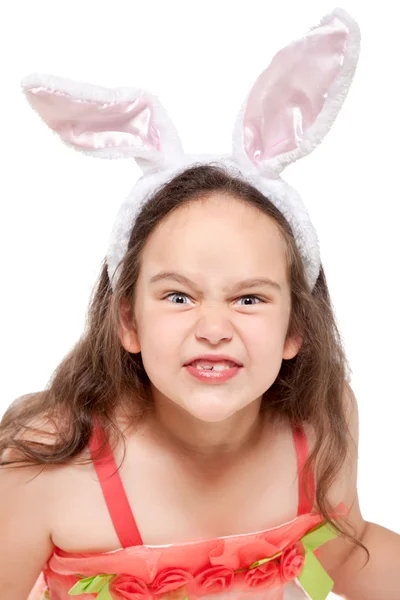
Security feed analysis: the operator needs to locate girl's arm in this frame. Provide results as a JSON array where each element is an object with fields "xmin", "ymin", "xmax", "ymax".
[
  {"xmin": 316, "ymin": 384, "xmax": 400, "ymax": 599},
  {"xmin": 0, "ymin": 449, "xmax": 55, "ymax": 598},
  {"xmin": 332, "ymin": 520, "xmax": 400, "ymax": 599}
]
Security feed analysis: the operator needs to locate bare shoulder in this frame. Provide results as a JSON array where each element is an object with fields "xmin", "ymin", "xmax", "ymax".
[
  {"xmin": 0, "ymin": 394, "xmax": 98, "ymax": 595},
  {"xmin": 0, "ymin": 394, "xmax": 59, "ymax": 596}
]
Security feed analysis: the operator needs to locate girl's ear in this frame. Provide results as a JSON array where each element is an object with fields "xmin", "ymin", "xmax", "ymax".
[
  {"xmin": 282, "ymin": 334, "xmax": 303, "ymax": 360},
  {"xmin": 118, "ymin": 298, "xmax": 141, "ymax": 354},
  {"xmin": 21, "ymin": 73, "xmax": 184, "ymax": 173},
  {"xmin": 232, "ymin": 7, "xmax": 360, "ymax": 179}
]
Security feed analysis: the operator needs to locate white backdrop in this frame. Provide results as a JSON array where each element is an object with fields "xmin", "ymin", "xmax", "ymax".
[{"xmin": 1, "ymin": 1, "xmax": 399, "ymax": 595}]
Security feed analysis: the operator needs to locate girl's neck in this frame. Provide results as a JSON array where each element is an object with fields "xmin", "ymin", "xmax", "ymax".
[{"xmin": 143, "ymin": 394, "xmax": 269, "ymax": 462}]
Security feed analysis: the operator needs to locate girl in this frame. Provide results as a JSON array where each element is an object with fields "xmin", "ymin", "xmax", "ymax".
[{"xmin": 1, "ymin": 7, "xmax": 399, "ymax": 600}]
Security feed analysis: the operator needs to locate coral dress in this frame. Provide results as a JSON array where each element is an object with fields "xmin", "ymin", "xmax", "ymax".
[{"xmin": 28, "ymin": 422, "xmax": 347, "ymax": 600}]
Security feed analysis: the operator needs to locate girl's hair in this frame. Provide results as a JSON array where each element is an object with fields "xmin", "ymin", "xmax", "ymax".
[{"xmin": 0, "ymin": 164, "xmax": 368, "ymax": 562}]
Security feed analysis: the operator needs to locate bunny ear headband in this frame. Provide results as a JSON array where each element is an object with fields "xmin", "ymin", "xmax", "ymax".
[{"xmin": 21, "ymin": 7, "xmax": 360, "ymax": 293}]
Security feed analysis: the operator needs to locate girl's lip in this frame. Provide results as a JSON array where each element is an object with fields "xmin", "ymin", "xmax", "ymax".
[{"xmin": 184, "ymin": 363, "xmax": 242, "ymax": 383}]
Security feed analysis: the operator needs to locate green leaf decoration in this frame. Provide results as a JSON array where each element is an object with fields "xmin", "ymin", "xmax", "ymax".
[
  {"xmin": 68, "ymin": 574, "xmax": 115, "ymax": 598},
  {"xmin": 97, "ymin": 582, "xmax": 114, "ymax": 600}
]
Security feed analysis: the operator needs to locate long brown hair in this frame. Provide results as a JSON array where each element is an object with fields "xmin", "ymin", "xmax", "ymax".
[{"xmin": 0, "ymin": 163, "xmax": 368, "ymax": 561}]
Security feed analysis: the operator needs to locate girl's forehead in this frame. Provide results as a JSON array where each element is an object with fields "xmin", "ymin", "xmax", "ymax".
[
  {"xmin": 140, "ymin": 195, "xmax": 289, "ymax": 287},
  {"xmin": 148, "ymin": 193, "xmax": 285, "ymax": 248}
]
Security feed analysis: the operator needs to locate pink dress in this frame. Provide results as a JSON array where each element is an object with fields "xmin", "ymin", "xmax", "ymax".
[{"xmin": 28, "ymin": 422, "xmax": 348, "ymax": 600}]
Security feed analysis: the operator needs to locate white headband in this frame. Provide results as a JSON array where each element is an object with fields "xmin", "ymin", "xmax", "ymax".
[{"xmin": 21, "ymin": 7, "xmax": 360, "ymax": 293}]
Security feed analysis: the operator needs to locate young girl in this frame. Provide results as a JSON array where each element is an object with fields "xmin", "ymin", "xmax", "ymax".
[{"xmin": 1, "ymin": 7, "xmax": 399, "ymax": 600}]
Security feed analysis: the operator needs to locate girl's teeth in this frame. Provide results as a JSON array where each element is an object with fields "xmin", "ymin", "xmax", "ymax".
[{"xmin": 195, "ymin": 363, "xmax": 232, "ymax": 371}]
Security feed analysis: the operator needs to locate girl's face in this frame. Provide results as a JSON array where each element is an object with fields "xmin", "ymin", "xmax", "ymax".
[{"xmin": 119, "ymin": 193, "xmax": 302, "ymax": 423}]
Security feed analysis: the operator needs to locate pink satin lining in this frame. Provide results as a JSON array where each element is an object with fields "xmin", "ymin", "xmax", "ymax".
[
  {"xmin": 243, "ymin": 16, "xmax": 349, "ymax": 163},
  {"xmin": 25, "ymin": 87, "xmax": 161, "ymax": 151}
]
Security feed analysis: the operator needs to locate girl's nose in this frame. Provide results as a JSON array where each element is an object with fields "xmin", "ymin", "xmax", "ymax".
[{"xmin": 194, "ymin": 307, "xmax": 234, "ymax": 345}]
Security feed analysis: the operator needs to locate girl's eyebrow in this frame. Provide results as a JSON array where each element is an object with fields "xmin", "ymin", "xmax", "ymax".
[{"xmin": 149, "ymin": 271, "xmax": 282, "ymax": 293}]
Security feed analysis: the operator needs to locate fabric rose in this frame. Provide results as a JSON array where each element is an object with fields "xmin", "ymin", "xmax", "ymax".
[
  {"xmin": 194, "ymin": 565, "xmax": 235, "ymax": 595},
  {"xmin": 110, "ymin": 574, "xmax": 151, "ymax": 600},
  {"xmin": 279, "ymin": 543, "xmax": 305, "ymax": 582},
  {"xmin": 238, "ymin": 540, "xmax": 279, "ymax": 569},
  {"xmin": 244, "ymin": 559, "xmax": 281, "ymax": 589},
  {"xmin": 151, "ymin": 568, "xmax": 193, "ymax": 599}
]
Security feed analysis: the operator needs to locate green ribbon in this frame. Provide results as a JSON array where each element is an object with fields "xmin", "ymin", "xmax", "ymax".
[
  {"xmin": 69, "ymin": 574, "xmax": 115, "ymax": 599},
  {"xmin": 249, "ymin": 551, "xmax": 282, "ymax": 569},
  {"xmin": 297, "ymin": 521, "xmax": 338, "ymax": 600},
  {"xmin": 67, "ymin": 522, "xmax": 339, "ymax": 600}
]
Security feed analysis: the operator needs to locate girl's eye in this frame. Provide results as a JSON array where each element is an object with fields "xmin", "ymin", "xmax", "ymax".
[
  {"xmin": 236, "ymin": 295, "xmax": 263, "ymax": 306},
  {"xmin": 164, "ymin": 293, "xmax": 264, "ymax": 305},
  {"xmin": 165, "ymin": 292, "xmax": 191, "ymax": 304}
]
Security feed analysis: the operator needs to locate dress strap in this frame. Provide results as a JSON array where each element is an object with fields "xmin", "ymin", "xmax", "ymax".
[
  {"xmin": 88, "ymin": 421, "xmax": 143, "ymax": 548},
  {"xmin": 292, "ymin": 422, "xmax": 316, "ymax": 515}
]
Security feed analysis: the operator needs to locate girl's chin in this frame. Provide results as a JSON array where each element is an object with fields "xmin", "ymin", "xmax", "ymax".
[{"xmin": 179, "ymin": 399, "xmax": 250, "ymax": 424}]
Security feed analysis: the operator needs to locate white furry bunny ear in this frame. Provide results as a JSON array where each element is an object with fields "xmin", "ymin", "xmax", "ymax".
[
  {"xmin": 232, "ymin": 7, "xmax": 360, "ymax": 178},
  {"xmin": 21, "ymin": 73, "xmax": 184, "ymax": 173}
]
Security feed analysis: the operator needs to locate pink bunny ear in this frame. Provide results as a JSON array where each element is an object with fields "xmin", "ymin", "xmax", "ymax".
[
  {"xmin": 232, "ymin": 7, "xmax": 360, "ymax": 178},
  {"xmin": 21, "ymin": 73, "xmax": 184, "ymax": 172}
]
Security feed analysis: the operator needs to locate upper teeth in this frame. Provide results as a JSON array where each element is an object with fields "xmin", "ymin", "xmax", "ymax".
[{"xmin": 193, "ymin": 361, "xmax": 235, "ymax": 371}]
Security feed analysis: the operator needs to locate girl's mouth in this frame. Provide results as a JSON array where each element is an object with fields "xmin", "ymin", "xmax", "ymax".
[{"xmin": 185, "ymin": 361, "xmax": 242, "ymax": 383}]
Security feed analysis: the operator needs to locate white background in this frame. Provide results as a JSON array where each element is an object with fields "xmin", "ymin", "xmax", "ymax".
[{"xmin": 0, "ymin": 1, "xmax": 398, "ymax": 596}]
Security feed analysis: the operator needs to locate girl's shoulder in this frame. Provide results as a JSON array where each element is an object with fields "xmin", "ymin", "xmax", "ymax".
[{"xmin": 0, "ymin": 395, "xmax": 67, "ymax": 598}]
